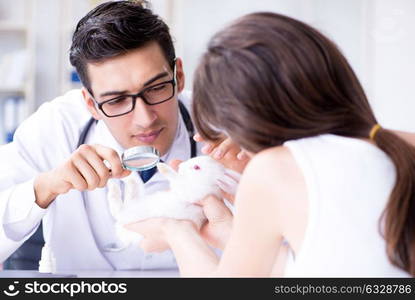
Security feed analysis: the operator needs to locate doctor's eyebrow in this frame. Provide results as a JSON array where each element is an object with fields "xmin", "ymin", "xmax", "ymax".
[{"xmin": 99, "ymin": 71, "xmax": 170, "ymax": 98}]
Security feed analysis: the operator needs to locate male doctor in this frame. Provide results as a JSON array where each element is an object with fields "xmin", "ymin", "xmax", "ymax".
[{"xmin": 0, "ymin": 1, "xmax": 243, "ymax": 271}]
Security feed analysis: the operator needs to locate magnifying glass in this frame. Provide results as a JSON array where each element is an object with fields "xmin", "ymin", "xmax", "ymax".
[{"xmin": 121, "ymin": 146, "xmax": 160, "ymax": 172}]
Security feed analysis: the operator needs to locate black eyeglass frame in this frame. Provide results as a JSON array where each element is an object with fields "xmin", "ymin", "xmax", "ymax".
[{"xmin": 90, "ymin": 61, "xmax": 177, "ymax": 118}]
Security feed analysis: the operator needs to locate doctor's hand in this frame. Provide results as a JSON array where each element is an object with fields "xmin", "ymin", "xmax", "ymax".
[{"xmin": 34, "ymin": 144, "xmax": 131, "ymax": 208}]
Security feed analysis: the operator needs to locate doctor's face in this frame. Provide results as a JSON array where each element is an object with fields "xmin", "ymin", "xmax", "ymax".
[{"xmin": 83, "ymin": 42, "xmax": 185, "ymax": 155}]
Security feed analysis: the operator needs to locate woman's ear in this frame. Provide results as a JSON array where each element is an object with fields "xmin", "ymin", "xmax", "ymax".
[
  {"xmin": 175, "ymin": 58, "xmax": 185, "ymax": 93},
  {"xmin": 82, "ymin": 87, "xmax": 102, "ymax": 120}
]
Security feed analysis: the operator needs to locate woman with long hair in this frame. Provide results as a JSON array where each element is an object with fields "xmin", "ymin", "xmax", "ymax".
[{"xmin": 126, "ymin": 12, "xmax": 414, "ymax": 277}]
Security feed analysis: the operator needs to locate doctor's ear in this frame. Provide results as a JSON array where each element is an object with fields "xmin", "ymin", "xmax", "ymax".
[
  {"xmin": 82, "ymin": 87, "xmax": 102, "ymax": 120},
  {"xmin": 175, "ymin": 58, "xmax": 185, "ymax": 93}
]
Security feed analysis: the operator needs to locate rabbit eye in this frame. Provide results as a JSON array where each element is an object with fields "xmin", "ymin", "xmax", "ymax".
[{"xmin": 193, "ymin": 165, "xmax": 201, "ymax": 170}]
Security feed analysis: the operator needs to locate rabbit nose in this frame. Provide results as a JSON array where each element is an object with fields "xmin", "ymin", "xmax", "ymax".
[{"xmin": 193, "ymin": 165, "xmax": 201, "ymax": 170}]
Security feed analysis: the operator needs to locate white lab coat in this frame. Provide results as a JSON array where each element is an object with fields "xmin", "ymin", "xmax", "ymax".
[{"xmin": 0, "ymin": 89, "xmax": 200, "ymax": 271}]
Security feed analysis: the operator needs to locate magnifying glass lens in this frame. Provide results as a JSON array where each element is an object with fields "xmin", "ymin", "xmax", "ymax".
[{"xmin": 121, "ymin": 146, "xmax": 160, "ymax": 172}]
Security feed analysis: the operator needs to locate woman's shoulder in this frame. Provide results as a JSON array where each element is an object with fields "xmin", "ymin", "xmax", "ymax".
[
  {"xmin": 237, "ymin": 145, "xmax": 308, "ymax": 240},
  {"xmin": 239, "ymin": 145, "xmax": 305, "ymax": 210},
  {"xmin": 243, "ymin": 146, "xmax": 298, "ymax": 186}
]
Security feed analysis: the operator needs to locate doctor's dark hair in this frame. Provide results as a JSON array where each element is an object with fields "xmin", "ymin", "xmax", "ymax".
[
  {"xmin": 69, "ymin": 0, "xmax": 175, "ymax": 93},
  {"xmin": 192, "ymin": 12, "xmax": 415, "ymax": 275}
]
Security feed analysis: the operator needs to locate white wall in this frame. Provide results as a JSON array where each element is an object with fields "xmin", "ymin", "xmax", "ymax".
[
  {"xmin": 27, "ymin": 0, "xmax": 415, "ymax": 132},
  {"xmin": 370, "ymin": 0, "xmax": 415, "ymax": 131},
  {"xmin": 151, "ymin": 0, "xmax": 415, "ymax": 132}
]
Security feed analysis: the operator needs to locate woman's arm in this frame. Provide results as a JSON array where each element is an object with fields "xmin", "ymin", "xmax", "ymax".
[
  {"xmin": 127, "ymin": 146, "xmax": 301, "ymax": 276},
  {"xmin": 164, "ymin": 220, "xmax": 219, "ymax": 276},
  {"xmin": 211, "ymin": 147, "xmax": 292, "ymax": 276},
  {"xmin": 393, "ymin": 130, "xmax": 415, "ymax": 147}
]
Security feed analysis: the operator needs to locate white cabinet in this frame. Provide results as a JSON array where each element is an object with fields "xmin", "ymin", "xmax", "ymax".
[{"xmin": 0, "ymin": 0, "xmax": 35, "ymax": 144}]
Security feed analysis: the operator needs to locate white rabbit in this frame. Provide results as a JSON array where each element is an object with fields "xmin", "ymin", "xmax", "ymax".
[
  {"xmin": 107, "ymin": 174, "xmax": 145, "ymax": 248},
  {"xmin": 106, "ymin": 155, "xmax": 239, "ymax": 249}
]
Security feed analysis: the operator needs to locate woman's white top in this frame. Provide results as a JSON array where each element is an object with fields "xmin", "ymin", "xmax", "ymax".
[{"xmin": 283, "ymin": 134, "xmax": 409, "ymax": 277}]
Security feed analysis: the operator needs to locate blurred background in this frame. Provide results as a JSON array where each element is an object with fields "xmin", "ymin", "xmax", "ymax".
[{"xmin": 0, "ymin": 0, "xmax": 414, "ymax": 145}]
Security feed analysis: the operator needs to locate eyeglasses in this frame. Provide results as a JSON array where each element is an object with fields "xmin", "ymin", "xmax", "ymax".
[{"xmin": 92, "ymin": 63, "xmax": 177, "ymax": 118}]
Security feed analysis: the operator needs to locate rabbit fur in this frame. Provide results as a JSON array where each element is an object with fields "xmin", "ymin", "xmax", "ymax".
[{"xmin": 107, "ymin": 155, "xmax": 227, "ymax": 247}]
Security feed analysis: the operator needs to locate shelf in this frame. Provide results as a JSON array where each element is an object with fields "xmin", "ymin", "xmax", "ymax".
[
  {"xmin": 0, "ymin": 23, "xmax": 26, "ymax": 32},
  {"xmin": 0, "ymin": 0, "xmax": 34, "ymax": 145},
  {"xmin": 0, "ymin": 87, "xmax": 25, "ymax": 94}
]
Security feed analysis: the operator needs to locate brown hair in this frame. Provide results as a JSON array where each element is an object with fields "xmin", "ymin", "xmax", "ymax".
[
  {"xmin": 69, "ymin": 0, "xmax": 175, "ymax": 94},
  {"xmin": 192, "ymin": 12, "xmax": 415, "ymax": 275}
]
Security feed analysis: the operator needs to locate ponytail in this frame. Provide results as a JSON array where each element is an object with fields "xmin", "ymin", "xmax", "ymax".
[{"xmin": 373, "ymin": 126, "xmax": 415, "ymax": 275}]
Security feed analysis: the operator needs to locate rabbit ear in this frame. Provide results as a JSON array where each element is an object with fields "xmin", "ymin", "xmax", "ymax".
[
  {"xmin": 123, "ymin": 173, "xmax": 142, "ymax": 206},
  {"xmin": 216, "ymin": 169, "xmax": 242, "ymax": 196},
  {"xmin": 224, "ymin": 168, "xmax": 242, "ymax": 181},
  {"xmin": 157, "ymin": 162, "xmax": 178, "ymax": 182},
  {"xmin": 107, "ymin": 179, "xmax": 123, "ymax": 218}
]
